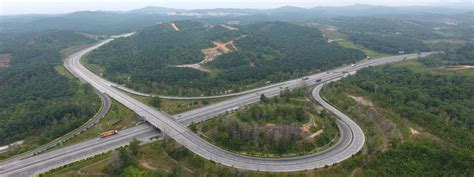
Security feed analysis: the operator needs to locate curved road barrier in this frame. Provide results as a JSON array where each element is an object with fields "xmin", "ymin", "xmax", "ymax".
[
  {"xmin": 0, "ymin": 89, "xmax": 111, "ymax": 166},
  {"xmin": 0, "ymin": 37, "xmax": 437, "ymax": 176}
]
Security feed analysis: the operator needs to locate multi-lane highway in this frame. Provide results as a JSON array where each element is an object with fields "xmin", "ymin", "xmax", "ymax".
[
  {"xmin": 0, "ymin": 90, "xmax": 111, "ymax": 165},
  {"xmin": 0, "ymin": 36, "xmax": 436, "ymax": 176}
]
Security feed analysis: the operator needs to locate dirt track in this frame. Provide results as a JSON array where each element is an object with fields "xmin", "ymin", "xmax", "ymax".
[
  {"xmin": 171, "ymin": 23, "xmax": 180, "ymax": 31},
  {"xmin": 174, "ymin": 35, "xmax": 248, "ymax": 72}
]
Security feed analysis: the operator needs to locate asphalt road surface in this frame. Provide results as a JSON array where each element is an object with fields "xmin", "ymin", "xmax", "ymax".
[
  {"xmin": 0, "ymin": 90, "xmax": 111, "ymax": 166},
  {"xmin": 0, "ymin": 36, "xmax": 436, "ymax": 176}
]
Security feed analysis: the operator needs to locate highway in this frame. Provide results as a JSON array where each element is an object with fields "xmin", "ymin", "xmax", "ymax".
[
  {"xmin": 0, "ymin": 90, "xmax": 111, "ymax": 164},
  {"xmin": 0, "ymin": 36, "xmax": 436, "ymax": 176}
]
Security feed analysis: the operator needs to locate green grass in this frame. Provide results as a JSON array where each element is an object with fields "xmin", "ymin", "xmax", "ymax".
[
  {"xmin": 52, "ymin": 100, "xmax": 141, "ymax": 149},
  {"xmin": 54, "ymin": 65, "xmax": 75, "ymax": 80},
  {"xmin": 40, "ymin": 152, "xmax": 112, "ymax": 177},
  {"xmin": 335, "ymin": 39, "xmax": 390, "ymax": 58},
  {"xmin": 81, "ymin": 56, "xmax": 105, "ymax": 76},
  {"xmin": 192, "ymin": 88, "xmax": 340, "ymax": 158},
  {"xmin": 130, "ymin": 93, "xmax": 230, "ymax": 115},
  {"xmin": 319, "ymin": 29, "xmax": 390, "ymax": 59},
  {"xmin": 43, "ymin": 137, "xmax": 358, "ymax": 177},
  {"xmin": 394, "ymin": 59, "xmax": 474, "ymax": 77},
  {"xmin": 43, "ymin": 59, "xmax": 474, "ymax": 177}
]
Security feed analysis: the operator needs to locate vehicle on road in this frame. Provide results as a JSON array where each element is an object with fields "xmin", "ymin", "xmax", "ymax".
[
  {"xmin": 315, "ymin": 79, "xmax": 322, "ymax": 82},
  {"xmin": 100, "ymin": 130, "xmax": 118, "ymax": 138},
  {"xmin": 302, "ymin": 77, "xmax": 309, "ymax": 80},
  {"xmin": 351, "ymin": 64, "xmax": 356, "ymax": 67}
]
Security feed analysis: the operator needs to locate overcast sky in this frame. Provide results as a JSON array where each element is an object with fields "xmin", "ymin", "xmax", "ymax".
[{"xmin": 1, "ymin": 0, "xmax": 472, "ymax": 15}]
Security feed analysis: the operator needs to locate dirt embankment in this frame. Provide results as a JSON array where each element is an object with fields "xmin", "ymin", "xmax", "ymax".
[
  {"xmin": 348, "ymin": 94, "xmax": 402, "ymax": 152},
  {"xmin": 349, "ymin": 95, "xmax": 374, "ymax": 107},
  {"xmin": 0, "ymin": 53, "xmax": 12, "ymax": 68},
  {"xmin": 174, "ymin": 35, "xmax": 248, "ymax": 72}
]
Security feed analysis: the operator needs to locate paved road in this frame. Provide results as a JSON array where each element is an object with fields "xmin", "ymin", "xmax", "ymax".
[
  {"xmin": 0, "ymin": 36, "xmax": 436, "ymax": 176},
  {"xmin": 0, "ymin": 90, "xmax": 111, "ymax": 165},
  {"xmin": 0, "ymin": 124, "xmax": 159, "ymax": 176},
  {"xmin": 113, "ymin": 82, "xmax": 285, "ymax": 100}
]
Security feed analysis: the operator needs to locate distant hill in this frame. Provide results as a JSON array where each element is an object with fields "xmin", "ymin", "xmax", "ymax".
[
  {"xmin": 128, "ymin": 6, "xmax": 185, "ymax": 14},
  {"xmin": 1, "ymin": 4, "xmax": 471, "ymax": 35}
]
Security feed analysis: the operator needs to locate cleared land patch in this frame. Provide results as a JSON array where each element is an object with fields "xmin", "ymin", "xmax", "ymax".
[
  {"xmin": 220, "ymin": 24, "xmax": 239, "ymax": 31},
  {"xmin": 170, "ymin": 23, "xmax": 180, "ymax": 31},
  {"xmin": 0, "ymin": 53, "xmax": 12, "ymax": 68},
  {"xmin": 174, "ymin": 35, "xmax": 247, "ymax": 72}
]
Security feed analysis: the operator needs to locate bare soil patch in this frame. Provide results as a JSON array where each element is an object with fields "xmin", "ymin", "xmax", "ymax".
[
  {"xmin": 0, "ymin": 53, "xmax": 12, "ymax": 68},
  {"xmin": 171, "ymin": 23, "xmax": 180, "ymax": 31},
  {"xmin": 174, "ymin": 63, "xmax": 210, "ymax": 72},
  {"xmin": 220, "ymin": 24, "xmax": 239, "ymax": 31},
  {"xmin": 350, "ymin": 97, "xmax": 403, "ymax": 152},
  {"xmin": 173, "ymin": 35, "xmax": 248, "ymax": 72},
  {"xmin": 442, "ymin": 65, "xmax": 474, "ymax": 71},
  {"xmin": 140, "ymin": 160, "xmax": 158, "ymax": 170},
  {"xmin": 410, "ymin": 127, "xmax": 420, "ymax": 135},
  {"xmin": 328, "ymin": 39, "xmax": 343, "ymax": 43},
  {"xmin": 349, "ymin": 95, "xmax": 374, "ymax": 107}
]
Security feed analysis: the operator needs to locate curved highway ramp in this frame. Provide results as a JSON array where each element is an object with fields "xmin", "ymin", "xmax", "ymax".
[{"xmin": 0, "ymin": 37, "xmax": 436, "ymax": 176}]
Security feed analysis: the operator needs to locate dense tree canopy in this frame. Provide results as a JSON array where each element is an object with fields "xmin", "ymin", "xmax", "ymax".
[
  {"xmin": 195, "ymin": 88, "xmax": 339, "ymax": 156},
  {"xmin": 0, "ymin": 31, "xmax": 99, "ymax": 149},
  {"xmin": 86, "ymin": 21, "xmax": 365, "ymax": 96}
]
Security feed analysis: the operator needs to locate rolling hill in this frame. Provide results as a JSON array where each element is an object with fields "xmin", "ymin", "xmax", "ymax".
[{"xmin": 85, "ymin": 21, "xmax": 365, "ymax": 96}]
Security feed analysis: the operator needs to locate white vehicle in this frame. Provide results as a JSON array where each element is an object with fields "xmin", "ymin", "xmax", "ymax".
[{"xmin": 351, "ymin": 64, "xmax": 356, "ymax": 67}]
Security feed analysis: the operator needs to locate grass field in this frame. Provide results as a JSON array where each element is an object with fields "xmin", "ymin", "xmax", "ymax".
[
  {"xmin": 335, "ymin": 39, "xmax": 390, "ymax": 58},
  {"xmin": 131, "ymin": 93, "xmax": 230, "ymax": 115},
  {"xmin": 51, "ymin": 100, "xmax": 141, "ymax": 149}
]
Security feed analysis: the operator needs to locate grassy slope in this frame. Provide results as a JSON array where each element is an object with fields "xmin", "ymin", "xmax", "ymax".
[
  {"xmin": 43, "ymin": 60, "xmax": 474, "ymax": 177},
  {"xmin": 321, "ymin": 60, "xmax": 474, "ymax": 176},
  {"xmin": 320, "ymin": 29, "xmax": 390, "ymax": 58}
]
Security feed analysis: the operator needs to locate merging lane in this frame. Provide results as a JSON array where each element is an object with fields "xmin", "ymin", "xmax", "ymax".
[{"xmin": 0, "ymin": 36, "xmax": 436, "ymax": 176}]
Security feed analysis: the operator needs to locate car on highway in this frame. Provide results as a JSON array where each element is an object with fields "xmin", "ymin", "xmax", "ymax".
[{"xmin": 315, "ymin": 79, "xmax": 322, "ymax": 82}]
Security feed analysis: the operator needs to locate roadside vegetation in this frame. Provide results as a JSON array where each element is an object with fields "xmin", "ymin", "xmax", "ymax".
[
  {"xmin": 0, "ymin": 31, "xmax": 100, "ymax": 159},
  {"xmin": 7, "ymin": 8, "xmax": 474, "ymax": 177},
  {"xmin": 192, "ymin": 88, "xmax": 339, "ymax": 157},
  {"xmin": 51, "ymin": 100, "xmax": 142, "ymax": 149},
  {"xmin": 43, "ymin": 136, "xmax": 364, "ymax": 177},
  {"xmin": 129, "ymin": 93, "xmax": 230, "ymax": 115},
  {"xmin": 41, "ymin": 36, "xmax": 473, "ymax": 177},
  {"xmin": 313, "ymin": 13, "xmax": 473, "ymax": 55},
  {"xmin": 321, "ymin": 51, "xmax": 473, "ymax": 176}
]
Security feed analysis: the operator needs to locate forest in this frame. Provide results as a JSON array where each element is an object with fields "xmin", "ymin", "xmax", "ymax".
[
  {"xmin": 86, "ymin": 21, "xmax": 365, "ymax": 96},
  {"xmin": 340, "ymin": 62, "xmax": 473, "ymax": 148},
  {"xmin": 0, "ymin": 30, "xmax": 99, "ymax": 157},
  {"xmin": 314, "ymin": 14, "xmax": 474, "ymax": 54},
  {"xmin": 193, "ymin": 88, "xmax": 339, "ymax": 156},
  {"xmin": 321, "ymin": 49, "xmax": 473, "ymax": 176}
]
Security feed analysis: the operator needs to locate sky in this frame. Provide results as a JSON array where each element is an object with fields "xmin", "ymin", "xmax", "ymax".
[{"xmin": 1, "ymin": 0, "xmax": 472, "ymax": 15}]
